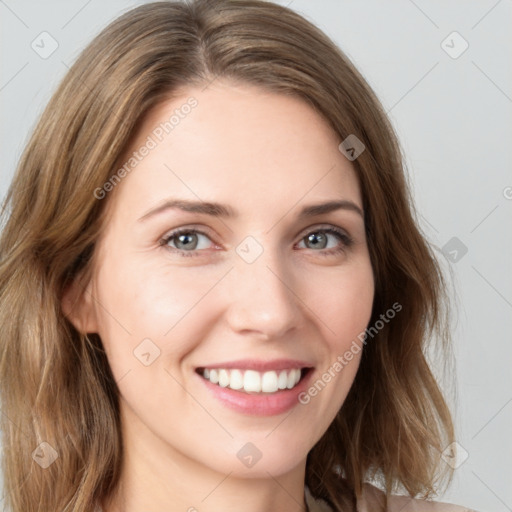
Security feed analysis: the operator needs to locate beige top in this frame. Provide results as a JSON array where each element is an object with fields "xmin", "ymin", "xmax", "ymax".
[
  {"xmin": 305, "ymin": 483, "xmax": 479, "ymax": 512},
  {"xmin": 95, "ymin": 484, "xmax": 478, "ymax": 511}
]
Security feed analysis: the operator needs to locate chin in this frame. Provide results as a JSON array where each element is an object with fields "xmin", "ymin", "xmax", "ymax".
[{"xmin": 214, "ymin": 430, "xmax": 313, "ymax": 478}]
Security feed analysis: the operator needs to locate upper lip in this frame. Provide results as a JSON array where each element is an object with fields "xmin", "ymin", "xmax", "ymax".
[{"xmin": 196, "ymin": 358, "xmax": 314, "ymax": 372}]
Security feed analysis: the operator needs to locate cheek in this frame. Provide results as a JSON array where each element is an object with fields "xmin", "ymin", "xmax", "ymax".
[
  {"xmin": 289, "ymin": 262, "xmax": 374, "ymax": 446},
  {"xmin": 303, "ymin": 261, "xmax": 374, "ymax": 403},
  {"xmin": 92, "ymin": 255, "xmax": 228, "ymax": 371},
  {"xmin": 311, "ymin": 262, "xmax": 374, "ymax": 349}
]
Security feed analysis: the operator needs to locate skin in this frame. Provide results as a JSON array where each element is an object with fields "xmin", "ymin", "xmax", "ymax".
[{"xmin": 65, "ymin": 80, "xmax": 375, "ymax": 512}]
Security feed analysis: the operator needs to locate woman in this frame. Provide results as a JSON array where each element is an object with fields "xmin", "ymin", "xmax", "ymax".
[{"xmin": 0, "ymin": 1, "xmax": 477, "ymax": 511}]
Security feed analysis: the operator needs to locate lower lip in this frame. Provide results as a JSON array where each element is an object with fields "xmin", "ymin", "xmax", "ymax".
[{"xmin": 197, "ymin": 369, "xmax": 314, "ymax": 416}]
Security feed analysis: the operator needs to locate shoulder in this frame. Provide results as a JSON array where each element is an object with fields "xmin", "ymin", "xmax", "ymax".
[{"xmin": 359, "ymin": 482, "xmax": 479, "ymax": 512}]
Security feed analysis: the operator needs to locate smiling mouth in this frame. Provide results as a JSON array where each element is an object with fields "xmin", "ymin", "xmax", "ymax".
[{"xmin": 196, "ymin": 367, "xmax": 312, "ymax": 394}]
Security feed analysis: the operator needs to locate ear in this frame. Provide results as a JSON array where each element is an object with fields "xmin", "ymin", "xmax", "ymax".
[{"xmin": 61, "ymin": 274, "xmax": 99, "ymax": 334}]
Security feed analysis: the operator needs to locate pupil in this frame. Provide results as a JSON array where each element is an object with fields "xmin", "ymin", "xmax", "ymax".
[
  {"xmin": 177, "ymin": 233, "xmax": 197, "ymax": 250},
  {"xmin": 308, "ymin": 232, "xmax": 327, "ymax": 249}
]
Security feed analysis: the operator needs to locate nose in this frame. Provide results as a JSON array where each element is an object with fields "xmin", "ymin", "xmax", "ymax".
[{"xmin": 223, "ymin": 241, "xmax": 305, "ymax": 341}]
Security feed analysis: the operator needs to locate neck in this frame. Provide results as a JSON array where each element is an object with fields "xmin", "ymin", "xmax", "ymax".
[{"xmin": 101, "ymin": 403, "xmax": 309, "ymax": 512}]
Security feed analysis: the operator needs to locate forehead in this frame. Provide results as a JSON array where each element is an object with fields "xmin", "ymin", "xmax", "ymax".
[{"xmin": 108, "ymin": 80, "xmax": 362, "ymax": 220}]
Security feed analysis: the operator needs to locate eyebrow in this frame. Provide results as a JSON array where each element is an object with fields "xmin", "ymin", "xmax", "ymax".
[{"xmin": 138, "ymin": 198, "xmax": 364, "ymax": 222}]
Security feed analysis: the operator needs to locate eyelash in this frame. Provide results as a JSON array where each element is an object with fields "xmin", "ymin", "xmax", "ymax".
[{"xmin": 159, "ymin": 226, "xmax": 354, "ymax": 258}]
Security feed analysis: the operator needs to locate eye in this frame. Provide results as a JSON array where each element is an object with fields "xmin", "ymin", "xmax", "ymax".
[
  {"xmin": 160, "ymin": 225, "xmax": 354, "ymax": 258},
  {"xmin": 161, "ymin": 228, "xmax": 216, "ymax": 257},
  {"xmin": 296, "ymin": 226, "xmax": 353, "ymax": 257}
]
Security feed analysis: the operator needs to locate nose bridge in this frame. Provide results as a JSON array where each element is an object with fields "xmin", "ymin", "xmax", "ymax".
[{"xmin": 224, "ymin": 235, "xmax": 303, "ymax": 339}]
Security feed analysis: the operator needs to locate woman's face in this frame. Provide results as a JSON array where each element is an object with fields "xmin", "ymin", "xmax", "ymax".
[{"xmin": 74, "ymin": 80, "xmax": 374, "ymax": 479}]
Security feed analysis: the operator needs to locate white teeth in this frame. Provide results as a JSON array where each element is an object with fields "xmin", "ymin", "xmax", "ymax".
[
  {"xmin": 243, "ymin": 370, "xmax": 261, "ymax": 392},
  {"xmin": 209, "ymin": 369, "xmax": 219, "ymax": 384},
  {"xmin": 261, "ymin": 371, "xmax": 278, "ymax": 393},
  {"xmin": 200, "ymin": 368, "xmax": 304, "ymax": 394},
  {"xmin": 218, "ymin": 369, "xmax": 229, "ymax": 387},
  {"xmin": 277, "ymin": 370, "xmax": 288, "ymax": 390},
  {"xmin": 229, "ymin": 369, "xmax": 244, "ymax": 390},
  {"xmin": 286, "ymin": 369, "xmax": 296, "ymax": 389}
]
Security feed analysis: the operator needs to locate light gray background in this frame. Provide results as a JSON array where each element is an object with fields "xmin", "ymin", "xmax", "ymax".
[{"xmin": 1, "ymin": 1, "xmax": 511, "ymax": 511}]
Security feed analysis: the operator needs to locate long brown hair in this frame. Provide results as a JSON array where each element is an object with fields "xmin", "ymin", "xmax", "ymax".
[{"xmin": 0, "ymin": 1, "xmax": 454, "ymax": 510}]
